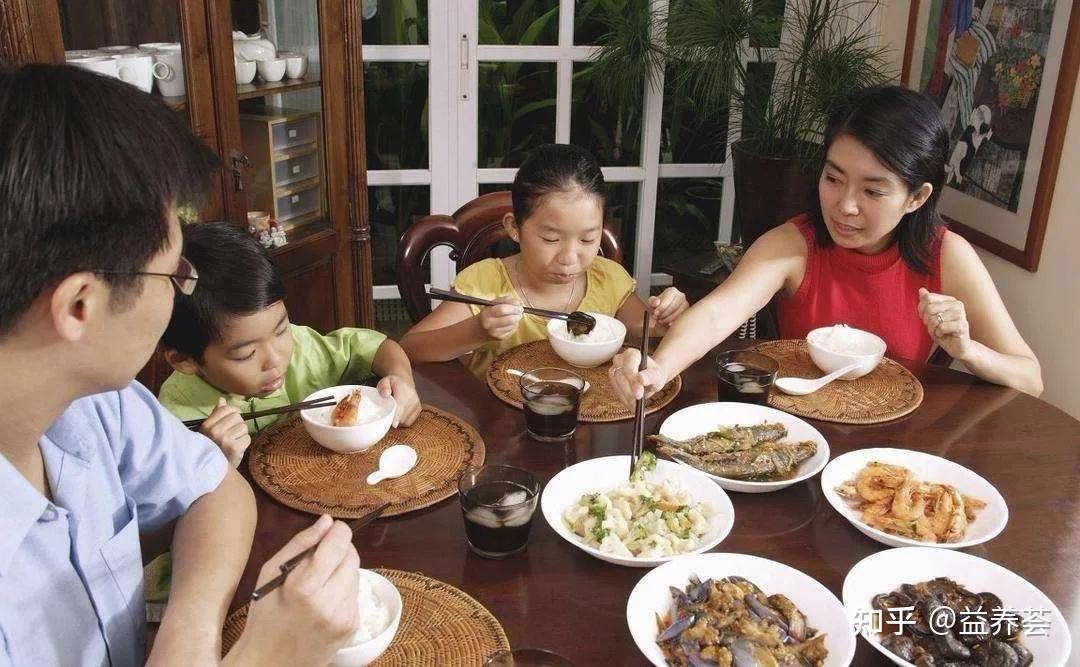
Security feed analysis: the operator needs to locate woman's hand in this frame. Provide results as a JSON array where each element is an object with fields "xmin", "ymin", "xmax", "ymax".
[
  {"xmin": 377, "ymin": 373, "xmax": 422, "ymax": 427},
  {"xmin": 647, "ymin": 287, "xmax": 689, "ymax": 326},
  {"xmin": 608, "ymin": 348, "xmax": 668, "ymax": 407},
  {"xmin": 918, "ymin": 287, "xmax": 974, "ymax": 362},
  {"xmin": 477, "ymin": 297, "xmax": 524, "ymax": 340},
  {"xmin": 199, "ymin": 397, "xmax": 251, "ymax": 468}
]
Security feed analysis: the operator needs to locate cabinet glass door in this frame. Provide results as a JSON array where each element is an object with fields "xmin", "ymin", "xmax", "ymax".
[{"xmin": 231, "ymin": 0, "xmax": 331, "ymax": 247}]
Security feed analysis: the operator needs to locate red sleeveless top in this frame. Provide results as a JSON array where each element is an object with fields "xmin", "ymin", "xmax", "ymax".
[{"xmin": 776, "ymin": 215, "xmax": 943, "ymax": 363}]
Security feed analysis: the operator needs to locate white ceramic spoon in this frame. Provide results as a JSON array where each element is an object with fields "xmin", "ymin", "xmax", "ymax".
[
  {"xmin": 774, "ymin": 362, "xmax": 861, "ymax": 396},
  {"xmin": 366, "ymin": 443, "xmax": 418, "ymax": 485},
  {"xmin": 507, "ymin": 368, "xmax": 591, "ymax": 394}
]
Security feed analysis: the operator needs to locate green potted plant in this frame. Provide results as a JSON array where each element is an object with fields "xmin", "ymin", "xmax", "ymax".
[{"xmin": 590, "ymin": 0, "xmax": 894, "ymax": 244}]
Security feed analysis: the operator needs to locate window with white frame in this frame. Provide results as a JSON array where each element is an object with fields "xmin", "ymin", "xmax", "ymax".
[{"xmin": 362, "ymin": 0, "xmax": 787, "ymax": 326}]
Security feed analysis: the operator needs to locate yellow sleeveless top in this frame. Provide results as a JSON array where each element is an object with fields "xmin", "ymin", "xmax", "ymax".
[{"xmin": 452, "ymin": 256, "xmax": 636, "ymax": 376}]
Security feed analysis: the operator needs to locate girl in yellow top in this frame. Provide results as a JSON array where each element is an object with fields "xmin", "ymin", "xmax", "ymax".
[{"xmin": 401, "ymin": 143, "xmax": 689, "ymax": 375}]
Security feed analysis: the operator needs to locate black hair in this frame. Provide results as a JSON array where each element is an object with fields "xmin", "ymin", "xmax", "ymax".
[
  {"xmin": 0, "ymin": 64, "xmax": 220, "ymax": 334},
  {"xmin": 812, "ymin": 85, "xmax": 950, "ymax": 274},
  {"xmin": 162, "ymin": 221, "xmax": 285, "ymax": 360},
  {"xmin": 511, "ymin": 143, "xmax": 606, "ymax": 223}
]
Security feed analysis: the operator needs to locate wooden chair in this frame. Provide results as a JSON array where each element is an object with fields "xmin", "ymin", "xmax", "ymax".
[{"xmin": 396, "ymin": 191, "xmax": 624, "ymax": 322}]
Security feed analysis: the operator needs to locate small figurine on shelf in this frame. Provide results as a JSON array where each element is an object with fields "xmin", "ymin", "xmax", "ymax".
[{"xmin": 247, "ymin": 210, "xmax": 287, "ymax": 248}]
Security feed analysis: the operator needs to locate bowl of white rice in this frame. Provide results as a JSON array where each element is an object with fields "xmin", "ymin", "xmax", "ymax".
[
  {"xmin": 331, "ymin": 568, "xmax": 402, "ymax": 667},
  {"xmin": 300, "ymin": 385, "xmax": 396, "ymax": 454},
  {"xmin": 546, "ymin": 312, "xmax": 626, "ymax": 368},
  {"xmin": 805, "ymin": 324, "xmax": 886, "ymax": 379}
]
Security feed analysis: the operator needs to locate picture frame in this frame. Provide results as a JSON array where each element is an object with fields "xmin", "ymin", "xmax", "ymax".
[{"xmin": 902, "ymin": 0, "xmax": 1080, "ymax": 271}]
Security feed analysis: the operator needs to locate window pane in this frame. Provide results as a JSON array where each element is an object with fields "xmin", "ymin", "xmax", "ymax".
[
  {"xmin": 606, "ymin": 182, "xmax": 639, "ymax": 273},
  {"xmin": 361, "ymin": 0, "xmax": 428, "ymax": 45},
  {"xmin": 478, "ymin": 62, "xmax": 556, "ymax": 168},
  {"xmin": 573, "ymin": 0, "xmax": 612, "ymax": 45},
  {"xmin": 653, "ymin": 179, "xmax": 722, "ymax": 271},
  {"xmin": 370, "ymin": 185, "xmax": 430, "ymax": 286},
  {"xmin": 750, "ymin": 0, "xmax": 784, "ymax": 48},
  {"xmin": 572, "ymin": 63, "xmax": 643, "ymax": 166},
  {"xmin": 479, "ymin": 0, "xmax": 558, "ymax": 45},
  {"xmin": 661, "ymin": 65, "xmax": 728, "ymax": 163},
  {"xmin": 742, "ymin": 62, "xmax": 777, "ymax": 144},
  {"xmin": 364, "ymin": 62, "xmax": 429, "ymax": 169}
]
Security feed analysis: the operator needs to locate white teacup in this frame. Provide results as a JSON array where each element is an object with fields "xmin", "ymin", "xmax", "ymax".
[
  {"xmin": 69, "ymin": 56, "xmax": 118, "ymax": 78},
  {"xmin": 234, "ymin": 59, "xmax": 257, "ymax": 84},
  {"xmin": 257, "ymin": 58, "xmax": 286, "ymax": 83},
  {"xmin": 278, "ymin": 51, "xmax": 308, "ymax": 79},
  {"xmin": 65, "ymin": 49, "xmax": 101, "ymax": 60},
  {"xmin": 100, "ymin": 44, "xmax": 137, "ymax": 55},
  {"xmin": 114, "ymin": 53, "xmax": 155, "ymax": 93},
  {"xmin": 151, "ymin": 50, "xmax": 185, "ymax": 97},
  {"xmin": 138, "ymin": 42, "xmax": 180, "ymax": 53}
]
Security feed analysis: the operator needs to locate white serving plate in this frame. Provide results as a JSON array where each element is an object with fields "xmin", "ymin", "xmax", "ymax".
[
  {"xmin": 627, "ymin": 552, "xmax": 856, "ymax": 666},
  {"xmin": 821, "ymin": 447, "xmax": 1008, "ymax": 549},
  {"xmin": 541, "ymin": 455, "xmax": 734, "ymax": 567},
  {"xmin": 658, "ymin": 402, "xmax": 830, "ymax": 493},
  {"xmin": 843, "ymin": 547, "xmax": 1070, "ymax": 666}
]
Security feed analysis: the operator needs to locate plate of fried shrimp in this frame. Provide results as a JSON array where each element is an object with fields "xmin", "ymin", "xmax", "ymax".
[{"xmin": 821, "ymin": 448, "xmax": 1008, "ymax": 549}]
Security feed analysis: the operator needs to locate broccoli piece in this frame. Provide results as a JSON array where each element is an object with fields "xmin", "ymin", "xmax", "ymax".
[{"xmin": 630, "ymin": 451, "xmax": 657, "ymax": 482}]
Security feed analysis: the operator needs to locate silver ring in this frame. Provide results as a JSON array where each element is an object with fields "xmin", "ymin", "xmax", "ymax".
[{"xmin": 936, "ymin": 312, "xmax": 944, "ymax": 326}]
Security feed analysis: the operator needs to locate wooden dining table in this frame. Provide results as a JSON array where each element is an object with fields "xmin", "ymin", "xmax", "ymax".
[{"xmin": 231, "ymin": 351, "xmax": 1080, "ymax": 665}]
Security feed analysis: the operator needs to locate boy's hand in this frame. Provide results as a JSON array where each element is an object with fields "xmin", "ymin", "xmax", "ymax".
[
  {"xmin": 228, "ymin": 515, "xmax": 359, "ymax": 666},
  {"xmin": 647, "ymin": 287, "xmax": 689, "ymax": 326},
  {"xmin": 199, "ymin": 397, "xmax": 251, "ymax": 468},
  {"xmin": 478, "ymin": 296, "xmax": 524, "ymax": 340},
  {"xmin": 377, "ymin": 374, "xmax": 422, "ymax": 427}
]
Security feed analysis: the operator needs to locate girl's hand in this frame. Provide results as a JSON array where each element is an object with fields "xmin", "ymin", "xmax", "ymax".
[
  {"xmin": 647, "ymin": 287, "xmax": 689, "ymax": 326},
  {"xmin": 377, "ymin": 374, "xmax": 422, "ymax": 427},
  {"xmin": 199, "ymin": 397, "xmax": 251, "ymax": 468},
  {"xmin": 918, "ymin": 287, "xmax": 974, "ymax": 362},
  {"xmin": 609, "ymin": 349, "xmax": 668, "ymax": 407},
  {"xmin": 478, "ymin": 296, "xmax": 524, "ymax": 340}
]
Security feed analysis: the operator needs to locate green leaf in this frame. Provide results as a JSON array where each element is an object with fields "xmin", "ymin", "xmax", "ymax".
[
  {"xmin": 520, "ymin": 6, "xmax": 559, "ymax": 46},
  {"xmin": 512, "ymin": 98, "xmax": 558, "ymax": 121}
]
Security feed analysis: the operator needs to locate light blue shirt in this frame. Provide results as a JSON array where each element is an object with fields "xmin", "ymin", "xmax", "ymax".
[{"xmin": 0, "ymin": 382, "xmax": 228, "ymax": 667}]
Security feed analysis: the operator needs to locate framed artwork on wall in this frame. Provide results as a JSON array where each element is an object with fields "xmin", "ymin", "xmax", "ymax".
[{"xmin": 902, "ymin": 0, "xmax": 1080, "ymax": 271}]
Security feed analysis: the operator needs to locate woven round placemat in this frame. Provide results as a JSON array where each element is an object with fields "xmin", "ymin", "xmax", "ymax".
[
  {"xmin": 221, "ymin": 568, "xmax": 511, "ymax": 663},
  {"xmin": 748, "ymin": 339, "xmax": 924, "ymax": 424},
  {"xmin": 248, "ymin": 406, "xmax": 485, "ymax": 518},
  {"xmin": 486, "ymin": 340, "xmax": 682, "ymax": 422}
]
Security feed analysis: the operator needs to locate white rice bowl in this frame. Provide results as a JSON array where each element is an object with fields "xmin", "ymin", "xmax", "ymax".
[{"xmin": 331, "ymin": 569, "xmax": 402, "ymax": 667}]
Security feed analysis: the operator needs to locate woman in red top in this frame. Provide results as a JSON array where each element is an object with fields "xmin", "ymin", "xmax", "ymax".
[{"xmin": 612, "ymin": 85, "xmax": 1041, "ymax": 398}]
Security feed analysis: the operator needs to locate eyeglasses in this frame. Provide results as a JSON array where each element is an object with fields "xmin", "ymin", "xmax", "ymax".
[{"xmin": 94, "ymin": 255, "xmax": 199, "ymax": 295}]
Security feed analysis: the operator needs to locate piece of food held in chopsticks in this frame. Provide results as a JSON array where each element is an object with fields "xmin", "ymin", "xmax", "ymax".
[
  {"xmin": 330, "ymin": 388, "xmax": 364, "ymax": 427},
  {"xmin": 649, "ymin": 422, "xmax": 817, "ymax": 481}
]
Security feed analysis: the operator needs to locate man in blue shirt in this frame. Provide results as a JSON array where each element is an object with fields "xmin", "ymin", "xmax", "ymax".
[{"xmin": 0, "ymin": 65, "xmax": 361, "ymax": 665}]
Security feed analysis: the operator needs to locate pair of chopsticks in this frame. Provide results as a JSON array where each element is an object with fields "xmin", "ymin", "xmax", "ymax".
[
  {"xmin": 250, "ymin": 502, "xmax": 391, "ymax": 601},
  {"xmin": 629, "ymin": 311, "xmax": 650, "ymax": 480},
  {"xmin": 183, "ymin": 395, "xmax": 336, "ymax": 431},
  {"xmin": 425, "ymin": 287, "xmax": 590, "ymax": 326}
]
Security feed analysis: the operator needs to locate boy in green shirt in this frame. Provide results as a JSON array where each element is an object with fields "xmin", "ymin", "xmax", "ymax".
[{"xmin": 158, "ymin": 221, "xmax": 422, "ymax": 468}]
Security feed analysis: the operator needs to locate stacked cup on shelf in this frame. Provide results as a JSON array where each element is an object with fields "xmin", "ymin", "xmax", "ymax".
[
  {"xmin": 64, "ymin": 43, "xmax": 184, "ymax": 97},
  {"xmin": 232, "ymin": 31, "xmax": 307, "ymax": 85}
]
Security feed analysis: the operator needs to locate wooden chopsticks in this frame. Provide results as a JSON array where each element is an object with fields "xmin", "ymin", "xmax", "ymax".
[
  {"xmin": 629, "ymin": 311, "xmax": 650, "ymax": 480},
  {"xmin": 426, "ymin": 286, "xmax": 584, "ymax": 323},
  {"xmin": 183, "ymin": 395, "xmax": 337, "ymax": 431},
  {"xmin": 250, "ymin": 502, "xmax": 391, "ymax": 601}
]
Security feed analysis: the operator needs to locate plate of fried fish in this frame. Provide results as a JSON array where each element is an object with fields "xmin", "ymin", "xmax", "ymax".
[
  {"xmin": 655, "ymin": 403, "xmax": 829, "ymax": 493},
  {"xmin": 821, "ymin": 448, "xmax": 1008, "ymax": 549}
]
